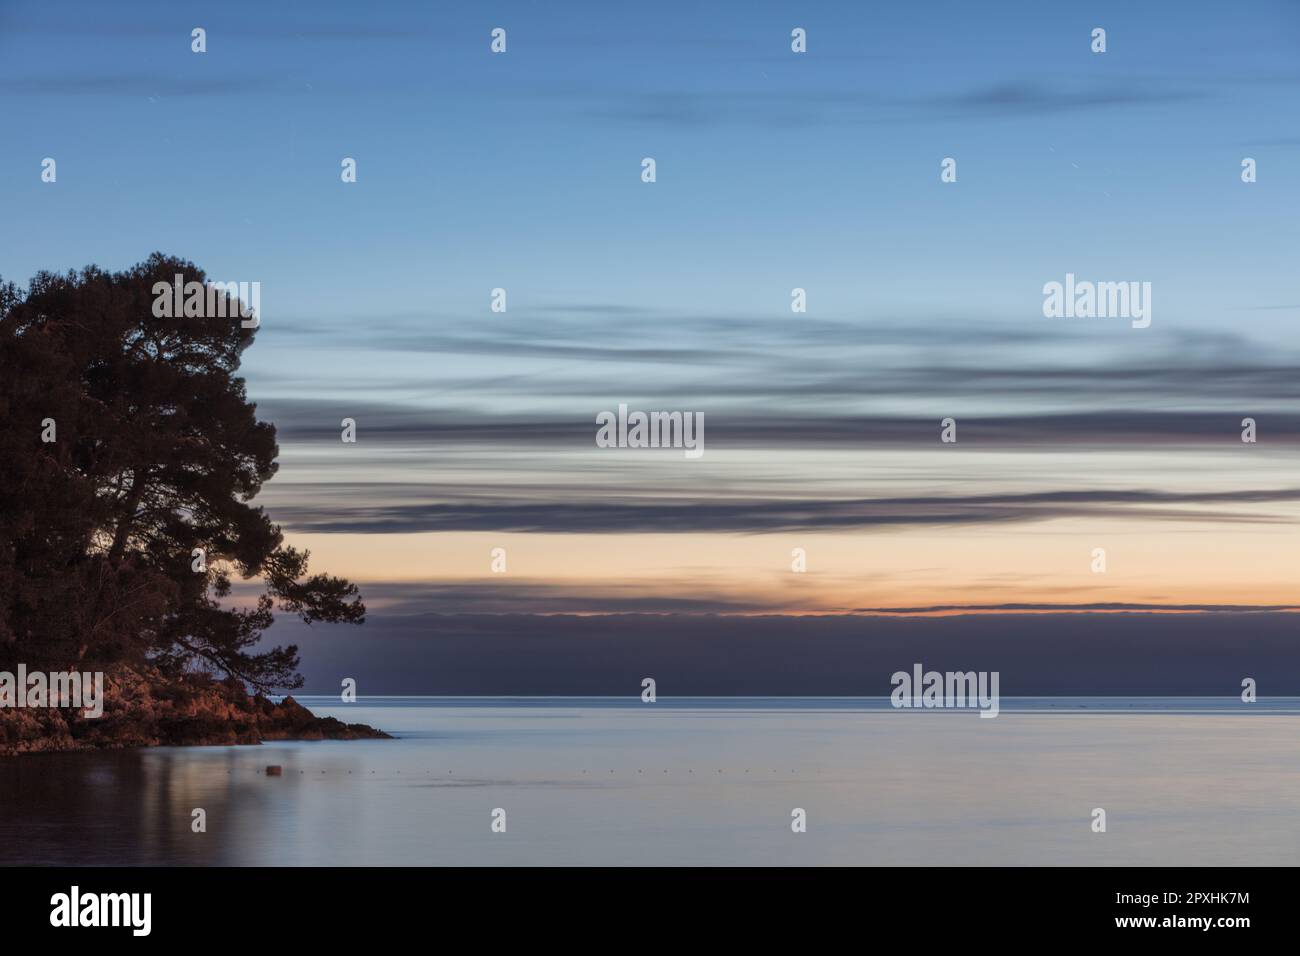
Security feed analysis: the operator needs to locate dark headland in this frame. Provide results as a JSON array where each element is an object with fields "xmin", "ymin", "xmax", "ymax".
[{"xmin": 0, "ymin": 665, "xmax": 387, "ymax": 756}]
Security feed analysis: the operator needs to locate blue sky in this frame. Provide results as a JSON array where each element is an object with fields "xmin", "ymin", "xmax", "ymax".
[
  {"xmin": 2, "ymin": 0, "xmax": 1297, "ymax": 336},
  {"xmin": 3, "ymin": 1, "xmax": 1299, "ymax": 691}
]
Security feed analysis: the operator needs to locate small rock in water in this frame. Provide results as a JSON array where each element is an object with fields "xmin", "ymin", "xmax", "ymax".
[{"xmin": 266, "ymin": 765, "xmax": 283, "ymax": 776}]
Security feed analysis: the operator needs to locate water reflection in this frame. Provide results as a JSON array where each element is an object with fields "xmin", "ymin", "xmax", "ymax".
[{"xmin": 2, "ymin": 701, "xmax": 1299, "ymax": 866}]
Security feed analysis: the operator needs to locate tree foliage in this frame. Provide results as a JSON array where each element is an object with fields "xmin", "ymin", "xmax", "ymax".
[{"xmin": 0, "ymin": 254, "xmax": 364, "ymax": 690}]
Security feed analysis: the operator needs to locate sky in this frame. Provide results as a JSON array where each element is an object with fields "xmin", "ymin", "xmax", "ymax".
[{"xmin": 2, "ymin": 0, "xmax": 1298, "ymax": 692}]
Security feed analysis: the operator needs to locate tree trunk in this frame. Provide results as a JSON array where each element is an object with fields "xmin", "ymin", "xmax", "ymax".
[{"xmin": 108, "ymin": 471, "xmax": 147, "ymax": 562}]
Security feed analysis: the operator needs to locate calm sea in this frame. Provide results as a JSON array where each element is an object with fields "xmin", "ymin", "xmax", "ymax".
[{"xmin": 2, "ymin": 697, "xmax": 1297, "ymax": 865}]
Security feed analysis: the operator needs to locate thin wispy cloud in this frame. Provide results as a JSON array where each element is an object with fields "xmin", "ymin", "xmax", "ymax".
[{"xmin": 265, "ymin": 486, "xmax": 1300, "ymax": 535}]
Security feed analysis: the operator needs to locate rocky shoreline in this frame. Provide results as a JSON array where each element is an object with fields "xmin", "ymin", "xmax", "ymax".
[{"xmin": 0, "ymin": 665, "xmax": 388, "ymax": 756}]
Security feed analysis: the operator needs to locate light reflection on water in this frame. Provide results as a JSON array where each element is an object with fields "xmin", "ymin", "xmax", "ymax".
[{"xmin": 2, "ymin": 698, "xmax": 1297, "ymax": 865}]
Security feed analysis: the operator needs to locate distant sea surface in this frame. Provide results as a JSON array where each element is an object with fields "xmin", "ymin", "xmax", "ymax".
[{"xmin": 2, "ymin": 697, "xmax": 1297, "ymax": 866}]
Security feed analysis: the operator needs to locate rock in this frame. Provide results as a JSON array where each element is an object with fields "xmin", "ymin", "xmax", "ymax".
[{"xmin": 0, "ymin": 665, "xmax": 389, "ymax": 756}]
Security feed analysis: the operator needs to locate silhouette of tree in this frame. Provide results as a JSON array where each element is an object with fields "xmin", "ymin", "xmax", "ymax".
[{"xmin": 0, "ymin": 254, "xmax": 363, "ymax": 691}]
